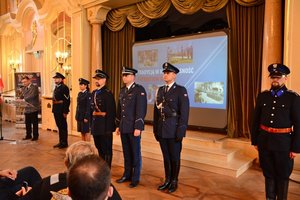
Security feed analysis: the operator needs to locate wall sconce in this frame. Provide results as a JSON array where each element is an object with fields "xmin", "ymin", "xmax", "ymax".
[
  {"xmin": 62, "ymin": 65, "xmax": 71, "ymax": 74},
  {"xmin": 8, "ymin": 59, "xmax": 20, "ymax": 71},
  {"xmin": 55, "ymin": 51, "xmax": 68, "ymax": 68}
]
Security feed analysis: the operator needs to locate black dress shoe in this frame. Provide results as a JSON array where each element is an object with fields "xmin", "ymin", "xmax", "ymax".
[
  {"xmin": 22, "ymin": 136, "xmax": 32, "ymax": 140},
  {"xmin": 168, "ymin": 181, "xmax": 178, "ymax": 193},
  {"xmin": 31, "ymin": 137, "xmax": 38, "ymax": 141},
  {"xmin": 129, "ymin": 181, "xmax": 139, "ymax": 188},
  {"xmin": 58, "ymin": 144, "xmax": 68, "ymax": 149},
  {"xmin": 53, "ymin": 143, "xmax": 61, "ymax": 148},
  {"xmin": 157, "ymin": 181, "xmax": 170, "ymax": 190},
  {"xmin": 116, "ymin": 176, "xmax": 130, "ymax": 183}
]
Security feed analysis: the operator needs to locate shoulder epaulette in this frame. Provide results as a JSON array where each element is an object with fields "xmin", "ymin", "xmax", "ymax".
[{"xmin": 287, "ymin": 90, "xmax": 299, "ymax": 96}]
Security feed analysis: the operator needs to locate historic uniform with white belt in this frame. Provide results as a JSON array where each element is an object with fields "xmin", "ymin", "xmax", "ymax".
[
  {"xmin": 153, "ymin": 62, "xmax": 189, "ymax": 193},
  {"xmin": 251, "ymin": 63, "xmax": 300, "ymax": 200},
  {"xmin": 116, "ymin": 67, "xmax": 147, "ymax": 188},
  {"xmin": 52, "ymin": 72, "xmax": 70, "ymax": 149},
  {"xmin": 91, "ymin": 70, "xmax": 116, "ymax": 167}
]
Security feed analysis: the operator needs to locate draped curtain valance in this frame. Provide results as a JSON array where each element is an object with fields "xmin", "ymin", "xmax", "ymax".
[{"xmin": 105, "ymin": 0, "xmax": 264, "ymax": 31}]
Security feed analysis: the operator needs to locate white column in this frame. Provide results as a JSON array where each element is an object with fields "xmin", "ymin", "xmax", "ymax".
[{"xmin": 87, "ymin": 6, "xmax": 110, "ymax": 90}]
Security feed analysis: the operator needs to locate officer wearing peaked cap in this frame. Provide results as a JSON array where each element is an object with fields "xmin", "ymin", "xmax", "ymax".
[
  {"xmin": 75, "ymin": 78, "xmax": 92, "ymax": 142},
  {"xmin": 153, "ymin": 62, "xmax": 189, "ymax": 193},
  {"xmin": 162, "ymin": 62, "xmax": 180, "ymax": 74},
  {"xmin": 94, "ymin": 69, "xmax": 109, "ymax": 79},
  {"xmin": 122, "ymin": 66, "xmax": 138, "ymax": 75},
  {"xmin": 91, "ymin": 69, "xmax": 116, "ymax": 167},
  {"xmin": 52, "ymin": 72, "xmax": 70, "ymax": 149},
  {"xmin": 115, "ymin": 66, "xmax": 147, "ymax": 188},
  {"xmin": 251, "ymin": 63, "xmax": 300, "ymax": 200}
]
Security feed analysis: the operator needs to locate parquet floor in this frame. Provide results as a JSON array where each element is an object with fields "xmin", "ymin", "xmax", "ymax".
[{"xmin": 1, "ymin": 121, "xmax": 300, "ymax": 199}]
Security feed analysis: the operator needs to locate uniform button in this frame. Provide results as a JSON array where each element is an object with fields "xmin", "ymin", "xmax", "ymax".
[
  {"xmin": 122, "ymin": 104, "xmax": 125, "ymax": 106},
  {"xmin": 273, "ymin": 101, "xmax": 276, "ymax": 103},
  {"xmin": 123, "ymin": 115, "xmax": 125, "ymax": 117},
  {"xmin": 282, "ymin": 105, "xmax": 285, "ymax": 107},
  {"xmin": 271, "ymin": 113, "xmax": 274, "ymax": 116},
  {"xmin": 122, "ymin": 110, "xmax": 124, "ymax": 112},
  {"xmin": 263, "ymin": 103, "xmax": 266, "ymax": 106},
  {"xmin": 272, "ymin": 107, "xmax": 275, "ymax": 109},
  {"xmin": 270, "ymin": 121, "xmax": 273, "ymax": 123}
]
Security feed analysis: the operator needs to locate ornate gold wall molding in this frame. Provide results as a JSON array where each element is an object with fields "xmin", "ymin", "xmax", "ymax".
[
  {"xmin": 87, "ymin": 5, "xmax": 111, "ymax": 24},
  {"xmin": 105, "ymin": 0, "xmax": 264, "ymax": 32}
]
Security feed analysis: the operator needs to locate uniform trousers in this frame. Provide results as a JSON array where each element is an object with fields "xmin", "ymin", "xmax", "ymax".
[
  {"xmin": 25, "ymin": 111, "xmax": 39, "ymax": 138},
  {"xmin": 159, "ymin": 138, "xmax": 182, "ymax": 162},
  {"xmin": 259, "ymin": 149, "xmax": 293, "ymax": 180},
  {"xmin": 93, "ymin": 134, "xmax": 113, "ymax": 159},
  {"xmin": 53, "ymin": 113, "xmax": 68, "ymax": 146},
  {"xmin": 120, "ymin": 133, "xmax": 142, "ymax": 183}
]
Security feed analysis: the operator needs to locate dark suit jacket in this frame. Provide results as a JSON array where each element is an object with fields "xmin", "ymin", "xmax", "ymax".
[
  {"xmin": 19, "ymin": 172, "xmax": 122, "ymax": 200},
  {"xmin": 20, "ymin": 84, "xmax": 39, "ymax": 113}
]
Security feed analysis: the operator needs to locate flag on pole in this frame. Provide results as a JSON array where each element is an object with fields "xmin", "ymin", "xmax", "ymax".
[{"xmin": 0, "ymin": 74, "xmax": 4, "ymax": 91}]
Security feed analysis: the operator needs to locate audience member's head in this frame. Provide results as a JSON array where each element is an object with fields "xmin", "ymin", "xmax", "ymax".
[
  {"xmin": 64, "ymin": 141, "xmax": 98, "ymax": 169},
  {"xmin": 67, "ymin": 155, "xmax": 113, "ymax": 200}
]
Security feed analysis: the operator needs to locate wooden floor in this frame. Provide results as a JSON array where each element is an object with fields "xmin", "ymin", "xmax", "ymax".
[{"xmin": 1, "ymin": 121, "xmax": 300, "ymax": 200}]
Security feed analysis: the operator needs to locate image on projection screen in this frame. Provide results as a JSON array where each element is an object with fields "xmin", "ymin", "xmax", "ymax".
[{"xmin": 133, "ymin": 31, "xmax": 228, "ymax": 129}]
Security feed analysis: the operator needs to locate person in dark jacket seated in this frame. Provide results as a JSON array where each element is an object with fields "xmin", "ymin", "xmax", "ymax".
[
  {"xmin": 19, "ymin": 141, "xmax": 122, "ymax": 200},
  {"xmin": 0, "ymin": 167, "xmax": 41, "ymax": 199}
]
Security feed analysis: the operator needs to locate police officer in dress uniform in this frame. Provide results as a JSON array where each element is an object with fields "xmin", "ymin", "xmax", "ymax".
[
  {"xmin": 75, "ymin": 78, "xmax": 92, "ymax": 142},
  {"xmin": 115, "ymin": 67, "xmax": 147, "ymax": 188},
  {"xmin": 153, "ymin": 62, "xmax": 190, "ymax": 193},
  {"xmin": 251, "ymin": 63, "xmax": 300, "ymax": 200},
  {"xmin": 91, "ymin": 70, "xmax": 116, "ymax": 168},
  {"xmin": 52, "ymin": 72, "xmax": 70, "ymax": 149}
]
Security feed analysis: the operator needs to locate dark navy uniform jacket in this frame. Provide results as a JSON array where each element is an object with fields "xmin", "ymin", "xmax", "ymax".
[
  {"xmin": 116, "ymin": 83, "xmax": 147, "ymax": 133},
  {"xmin": 75, "ymin": 90, "xmax": 92, "ymax": 121},
  {"xmin": 153, "ymin": 83, "xmax": 189, "ymax": 139},
  {"xmin": 52, "ymin": 83, "xmax": 70, "ymax": 114},
  {"xmin": 91, "ymin": 86, "xmax": 116, "ymax": 135},
  {"xmin": 251, "ymin": 86, "xmax": 300, "ymax": 152}
]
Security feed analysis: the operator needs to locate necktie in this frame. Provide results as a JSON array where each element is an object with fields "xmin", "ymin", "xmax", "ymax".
[
  {"xmin": 125, "ymin": 87, "xmax": 129, "ymax": 93},
  {"xmin": 164, "ymin": 85, "xmax": 169, "ymax": 93}
]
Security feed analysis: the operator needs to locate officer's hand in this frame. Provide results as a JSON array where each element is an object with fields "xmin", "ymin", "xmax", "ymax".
[
  {"xmin": 175, "ymin": 137, "xmax": 183, "ymax": 142},
  {"xmin": 134, "ymin": 129, "xmax": 141, "ymax": 137},
  {"xmin": 154, "ymin": 134, "xmax": 160, "ymax": 141},
  {"xmin": 254, "ymin": 145, "xmax": 258, "ymax": 151},
  {"xmin": 63, "ymin": 113, "xmax": 68, "ymax": 118},
  {"xmin": 290, "ymin": 152, "xmax": 296, "ymax": 159},
  {"xmin": 115, "ymin": 128, "xmax": 120, "ymax": 135},
  {"xmin": 83, "ymin": 119, "xmax": 88, "ymax": 123}
]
